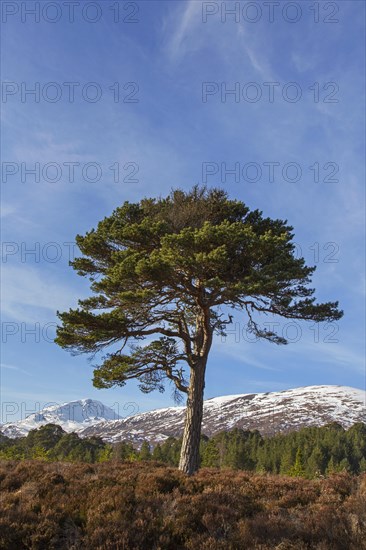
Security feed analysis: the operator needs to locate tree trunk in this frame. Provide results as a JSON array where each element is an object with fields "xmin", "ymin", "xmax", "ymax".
[{"xmin": 178, "ymin": 359, "xmax": 206, "ymax": 475}]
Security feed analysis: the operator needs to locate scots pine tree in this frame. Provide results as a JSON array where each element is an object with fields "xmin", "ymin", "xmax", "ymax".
[
  {"xmin": 152, "ymin": 443, "xmax": 163, "ymax": 462},
  {"xmin": 139, "ymin": 441, "xmax": 152, "ymax": 461},
  {"xmin": 55, "ymin": 187, "xmax": 343, "ymax": 475},
  {"xmin": 290, "ymin": 447, "xmax": 306, "ymax": 477}
]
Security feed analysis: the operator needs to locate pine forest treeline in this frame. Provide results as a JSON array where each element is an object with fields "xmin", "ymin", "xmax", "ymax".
[{"xmin": 1, "ymin": 422, "xmax": 365, "ymax": 478}]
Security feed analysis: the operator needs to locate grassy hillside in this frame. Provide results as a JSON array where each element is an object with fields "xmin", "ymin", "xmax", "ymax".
[{"xmin": 0, "ymin": 460, "xmax": 365, "ymax": 549}]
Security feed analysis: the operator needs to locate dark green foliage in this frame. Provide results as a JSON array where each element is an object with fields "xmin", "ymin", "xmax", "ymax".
[
  {"xmin": 1, "ymin": 422, "xmax": 365, "ymax": 478},
  {"xmin": 111, "ymin": 440, "xmax": 138, "ymax": 461},
  {"xmin": 50, "ymin": 433, "xmax": 107, "ymax": 463},
  {"xmin": 0, "ymin": 426, "xmax": 109, "ymax": 463},
  {"xmin": 153, "ymin": 436, "xmax": 182, "ymax": 466},
  {"xmin": 289, "ymin": 447, "xmax": 306, "ymax": 477},
  {"xmin": 26, "ymin": 424, "xmax": 65, "ymax": 450},
  {"xmin": 55, "ymin": 186, "xmax": 343, "ymax": 398},
  {"xmin": 139, "ymin": 440, "xmax": 152, "ymax": 461},
  {"xmin": 199, "ymin": 422, "xmax": 366, "ymax": 478},
  {"xmin": 55, "ymin": 186, "xmax": 343, "ymax": 474}
]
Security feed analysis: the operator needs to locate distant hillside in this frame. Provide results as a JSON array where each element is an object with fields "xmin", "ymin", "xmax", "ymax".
[
  {"xmin": 2, "ymin": 385, "xmax": 364, "ymax": 445},
  {"xmin": 1, "ymin": 398, "xmax": 120, "ymax": 438},
  {"xmin": 80, "ymin": 385, "xmax": 366, "ymax": 445}
]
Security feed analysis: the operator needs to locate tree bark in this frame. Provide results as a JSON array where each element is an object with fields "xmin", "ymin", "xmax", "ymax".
[{"xmin": 178, "ymin": 359, "xmax": 207, "ymax": 475}]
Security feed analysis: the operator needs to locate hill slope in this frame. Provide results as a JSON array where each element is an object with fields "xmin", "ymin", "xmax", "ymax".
[
  {"xmin": 1, "ymin": 399, "xmax": 121, "ymax": 438},
  {"xmin": 2, "ymin": 386, "xmax": 365, "ymax": 443},
  {"xmin": 80, "ymin": 385, "xmax": 366, "ymax": 445}
]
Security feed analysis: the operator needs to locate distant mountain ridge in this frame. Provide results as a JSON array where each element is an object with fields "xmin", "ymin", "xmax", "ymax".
[
  {"xmin": 1, "ymin": 386, "xmax": 365, "ymax": 444},
  {"xmin": 1, "ymin": 398, "xmax": 121, "ymax": 439},
  {"xmin": 80, "ymin": 385, "xmax": 366, "ymax": 445}
]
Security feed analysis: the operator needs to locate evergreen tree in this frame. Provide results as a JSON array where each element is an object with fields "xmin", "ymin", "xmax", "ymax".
[
  {"xmin": 346, "ymin": 423, "xmax": 366, "ymax": 473},
  {"xmin": 0, "ymin": 445, "xmax": 25, "ymax": 460},
  {"xmin": 1, "ymin": 422, "xmax": 365, "ymax": 476},
  {"xmin": 54, "ymin": 187, "xmax": 342, "ymax": 474},
  {"xmin": 152, "ymin": 443, "xmax": 163, "ymax": 462},
  {"xmin": 26, "ymin": 424, "xmax": 65, "ymax": 452},
  {"xmin": 112, "ymin": 441, "xmax": 137, "ymax": 461},
  {"xmin": 279, "ymin": 446, "xmax": 294, "ymax": 475},
  {"xmin": 30, "ymin": 445, "xmax": 50, "ymax": 461},
  {"xmin": 201, "ymin": 438, "xmax": 220, "ymax": 468},
  {"xmin": 307, "ymin": 445, "xmax": 327, "ymax": 477},
  {"xmin": 139, "ymin": 441, "xmax": 152, "ymax": 461},
  {"xmin": 290, "ymin": 447, "xmax": 306, "ymax": 477},
  {"xmin": 326, "ymin": 456, "xmax": 338, "ymax": 475},
  {"xmin": 359, "ymin": 457, "xmax": 366, "ymax": 472},
  {"xmin": 338, "ymin": 457, "xmax": 351, "ymax": 472}
]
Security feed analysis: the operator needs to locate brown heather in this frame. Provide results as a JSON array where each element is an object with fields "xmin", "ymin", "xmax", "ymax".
[{"xmin": 0, "ymin": 460, "xmax": 365, "ymax": 549}]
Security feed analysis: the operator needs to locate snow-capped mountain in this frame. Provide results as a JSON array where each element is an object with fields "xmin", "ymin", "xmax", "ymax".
[
  {"xmin": 1, "ymin": 399, "xmax": 121, "ymax": 438},
  {"xmin": 79, "ymin": 385, "xmax": 366, "ymax": 445},
  {"xmin": 1, "ymin": 386, "xmax": 365, "ymax": 443}
]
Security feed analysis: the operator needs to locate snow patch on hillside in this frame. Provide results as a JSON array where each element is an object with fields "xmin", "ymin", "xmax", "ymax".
[
  {"xmin": 1, "ymin": 399, "xmax": 121, "ymax": 438},
  {"xmin": 1, "ymin": 385, "xmax": 365, "ymax": 443}
]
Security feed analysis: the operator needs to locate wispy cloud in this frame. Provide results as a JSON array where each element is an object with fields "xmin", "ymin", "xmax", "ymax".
[
  {"xmin": 1, "ymin": 363, "xmax": 31, "ymax": 376},
  {"xmin": 165, "ymin": 1, "xmax": 273, "ymax": 79},
  {"xmin": 1, "ymin": 264, "xmax": 82, "ymax": 323},
  {"xmin": 213, "ymin": 339, "xmax": 282, "ymax": 372},
  {"xmin": 165, "ymin": 0, "xmax": 202, "ymax": 60},
  {"xmin": 286, "ymin": 340, "xmax": 366, "ymax": 375},
  {"xmin": 0, "ymin": 204, "xmax": 16, "ymax": 218}
]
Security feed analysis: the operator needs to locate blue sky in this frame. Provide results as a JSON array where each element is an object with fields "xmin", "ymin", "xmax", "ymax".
[{"xmin": 1, "ymin": 0, "xmax": 365, "ymax": 422}]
